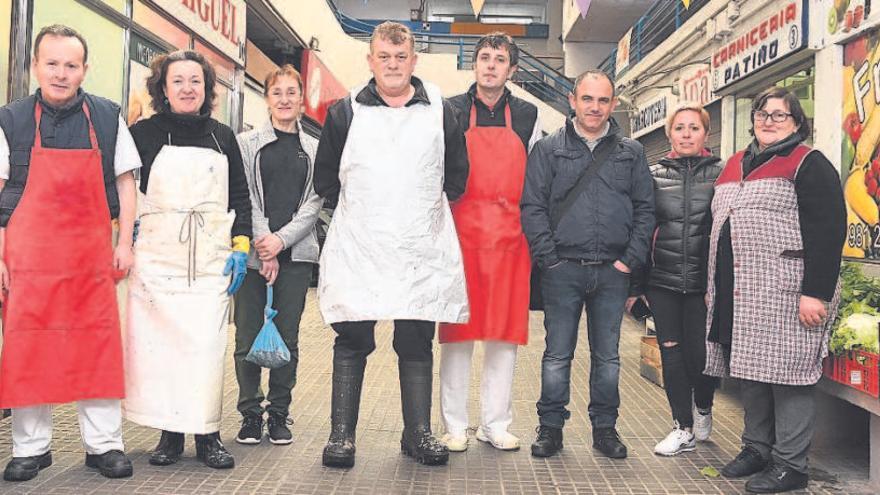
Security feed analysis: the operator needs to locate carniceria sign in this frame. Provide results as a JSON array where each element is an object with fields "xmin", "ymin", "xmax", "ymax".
[
  {"xmin": 631, "ymin": 91, "xmax": 669, "ymax": 139},
  {"xmin": 711, "ymin": 1, "xmax": 807, "ymax": 91}
]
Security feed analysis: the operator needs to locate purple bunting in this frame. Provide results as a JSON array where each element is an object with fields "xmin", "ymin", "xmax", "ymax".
[{"xmin": 575, "ymin": 0, "xmax": 592, "ymax": 18}]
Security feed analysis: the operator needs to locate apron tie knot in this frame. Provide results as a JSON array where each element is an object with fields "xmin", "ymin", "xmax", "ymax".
[{"xmin": 178, "ymin": 205, "xmax": 209, "ymax": 286}]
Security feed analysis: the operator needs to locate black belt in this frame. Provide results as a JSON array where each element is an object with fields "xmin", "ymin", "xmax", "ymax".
[{"xmin": 561, "ymin": 258, "xmax": 607, "ymax": 266}]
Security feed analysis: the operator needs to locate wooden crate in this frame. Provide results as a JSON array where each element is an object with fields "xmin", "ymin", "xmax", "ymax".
[{"xmin": 640, "ymin": 335, "xmax": 664, "ymax": 388}]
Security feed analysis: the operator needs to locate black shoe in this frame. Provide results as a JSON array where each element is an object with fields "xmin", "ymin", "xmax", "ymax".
[
  {"xmin": 149, "ymin": 430, "xmax": 185, "ymax": 466},
  {"xmin": 398, "ymin": 361, "xmax": 448, "ymax": 466},
  {"xmin": 592, "ymin": 427, "xmax": 628, "ymax": 459},
  {"xmin": 195, "ymin": 432, "xmax": 235, "ymax": 469},
  {"xmin": 235, "ymin": 413, "xmax": 264, "ymax": 445},
  {"xmin": 323, "ymin": 357, "xmax": 365, "ymax": 468},
  {"xmin": 745, "ymin": 462, "xmax": 809, "ymax": 493},
  {"xmin": 267, "ymin": 412, "xmax": 293, "ymax": 445},
  {"xmin": 3, "ymin": 452, "xmax": 52, "ymax": 482},
  {"xmin": 530, "ymin": 426, "xmax": 563, "ymax": 457},
  {"xmin": 85, "ymin": 450, "xmax": 133, "ymax": 479},
  {"xmin": 722, "ymin": 445, "xmax": 769, "ymax": 478}
]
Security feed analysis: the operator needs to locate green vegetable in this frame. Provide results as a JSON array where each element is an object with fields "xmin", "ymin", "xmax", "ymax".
[
  {"xmin": 830, "ymin": 312, "xmax": 880, "ymax": 354},
  {"xmin": 700, "ymin": 466, "xmax": 721, "ymax": 478},
  {"xmin": 841, "ymin": 134, "xmax": 855, "ymax": 185},
  {"xmin": 831, "ymin": 262, "xmax": 880, "ymax": 355}
]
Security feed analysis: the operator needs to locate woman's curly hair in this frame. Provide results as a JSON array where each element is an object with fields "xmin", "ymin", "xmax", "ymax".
[{"xmin": 146, "ymin": 50, "xmax": 217, "ymax": 115}]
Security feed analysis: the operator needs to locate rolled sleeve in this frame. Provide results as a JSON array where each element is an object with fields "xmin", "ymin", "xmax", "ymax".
[{"xmin": 114, "ymin": 116, "xmax": 142, "ymax": 176}]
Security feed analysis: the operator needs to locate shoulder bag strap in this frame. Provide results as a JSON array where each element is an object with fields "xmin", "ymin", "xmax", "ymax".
[{"xmin": 550, "ymin": 134, "xmax": 621, "ymax": 230}]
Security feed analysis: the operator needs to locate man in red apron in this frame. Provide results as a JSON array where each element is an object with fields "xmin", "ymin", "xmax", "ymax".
[
  {"xmin": 0, "ymin": 25, "xmax": 140, "ymax": 482},
  {"xmin": 439, "ymin": 33, "xmax": 541, "ymax": 453}
]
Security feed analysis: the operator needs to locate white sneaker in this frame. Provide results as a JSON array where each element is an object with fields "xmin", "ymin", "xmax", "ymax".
[
  {"xmin": 653, "ymin": 426, "xmax": 696, "ymax": 456},
  {"xmin": 441, "ymin": 432, "xmax": 469, "ymax": 452},
  {"xmin": 475, "ymin": 426, "xmax": 520, "ymax": 451},
  {"xmin": 693, "ymin": 407, "xmax": 713, "ymax": 442}
]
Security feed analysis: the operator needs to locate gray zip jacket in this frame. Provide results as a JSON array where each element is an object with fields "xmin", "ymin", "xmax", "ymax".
[{"xmin": 237, "ymin": 120, "xmax": 323, "ymax": 269}]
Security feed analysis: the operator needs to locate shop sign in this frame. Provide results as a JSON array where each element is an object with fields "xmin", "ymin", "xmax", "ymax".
[
  {"xmin": 616, "ymin": 27, "xmax": 633, "ymax": 75},
  {"xmin": 678, "ymin": 63, "xmax": 716, "ymax": 106},
  {"xmin": 711, "ymin": 1, "xmax": 806, "ymax": 91},
  {"xmin": 302, "ymin": 50, "xmax": 348, "ymax": 126},
  {"xmin": 630, "ymin": 91, "xmax": 669, "ymax": 139},
  {"xmin": 840, "ymin": 29, "xmax": 880, "ymax": 259},
  {"xmin": 818, "ymin": 0, "xmax": 878, "ymax": 46},
  {"xmin": 152, "ymin": 0, "xmax": 245, "ymax": 65},
  {"xmin": 129, "ymin": 33, "xmax": 166, "ymax": 67}
]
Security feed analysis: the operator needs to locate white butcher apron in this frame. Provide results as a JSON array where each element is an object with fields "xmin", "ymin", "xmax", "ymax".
[
  {"xmin": 318, "ymin": 82, "xmax": 468, "ymax": 324},
  {"xmin": 124, "ymin": 134, "xmax": 235, "ymax": 434}
]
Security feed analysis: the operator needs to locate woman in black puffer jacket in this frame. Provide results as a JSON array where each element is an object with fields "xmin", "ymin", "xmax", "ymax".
[{"xmin": 628, "ymin": 103, "xmax": 722, "ymax": 456}]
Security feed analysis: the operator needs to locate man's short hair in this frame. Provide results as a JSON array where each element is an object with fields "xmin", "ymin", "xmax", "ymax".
[
  {"xmin": 571, "ymin": 70, "xmax": 615, "ymax": 97},
  {"xmin": 473, "ymin": 32, "xmax": 519, "ymax": 67},
  {"xmin": 33, "ymin": 24, "xmax": 89, "ymax": 64},
  {"xmin": 370, "ymin": 21, "xmax": 414, "ymax": 50}
]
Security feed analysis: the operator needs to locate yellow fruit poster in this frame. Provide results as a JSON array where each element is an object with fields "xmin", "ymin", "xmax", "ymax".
[{"xmin": 843, "ymin": 30, "xmax": 880, "ymax": 259}]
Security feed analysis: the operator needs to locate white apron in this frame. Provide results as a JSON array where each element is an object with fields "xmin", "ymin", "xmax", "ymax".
[
  {"xmin": 318, "ymin": 82, "xmax": 468, "ymax": 325},
  {"xmin": 124, "ymin": 136, "xmax": 235, "ymax": 434}
]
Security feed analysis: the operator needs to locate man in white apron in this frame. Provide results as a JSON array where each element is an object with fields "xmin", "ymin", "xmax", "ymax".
[{"xmin": 313, "ymin": 21, "xmax": 469, "ymax": 468}]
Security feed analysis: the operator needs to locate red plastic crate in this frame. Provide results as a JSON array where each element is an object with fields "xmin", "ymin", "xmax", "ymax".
[{"xmin": 823, "ymin": 350, "xmax": 880, "ymax": 397}]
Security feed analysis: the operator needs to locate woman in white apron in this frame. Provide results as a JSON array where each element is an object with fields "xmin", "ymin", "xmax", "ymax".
[{"xmin": 126, "ymin": 50, "xmax": 252, "ymax": 470}]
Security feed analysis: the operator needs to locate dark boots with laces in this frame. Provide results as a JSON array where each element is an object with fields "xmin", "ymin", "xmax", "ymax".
[
  {"xmin": 322, "ymin": 357, "xmax": 366, "ymax": 468},
  {"xmin": 399, "ymin": 360, "xmax": 448, "ymax": 466}
]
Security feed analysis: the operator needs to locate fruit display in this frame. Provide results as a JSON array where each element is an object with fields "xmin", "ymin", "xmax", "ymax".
[
  {"xmin": 828, "ymin": 0, "xmax": 871, "ymax": 35},
  {"xmin": 843, "ymin": 30, "xmax": 880, "ymax": 260}
]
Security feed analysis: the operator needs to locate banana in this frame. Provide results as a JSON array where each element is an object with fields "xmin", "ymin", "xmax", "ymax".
[
  {"xmin": 844, "ymin": 202, "xmax": 868, "ymax": 258},
  {"xmin": 845, "ymin": 168, "xmax": 880, "ymax": 226}
]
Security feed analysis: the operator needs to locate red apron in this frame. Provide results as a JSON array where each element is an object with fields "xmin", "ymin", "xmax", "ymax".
[
  {"xmin": 0, "ymin": 102, "xmax": 124, "ymax": 408},
  {"xmin": 439, "ymin": 103, "xmax": 531, "ymax": 345}
]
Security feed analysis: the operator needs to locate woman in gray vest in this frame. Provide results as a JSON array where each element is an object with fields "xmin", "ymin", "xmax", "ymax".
[
  {"xmin": 233, "ymin": 65, "xmax": 322, "ymax": 446},
  {"xmin": 706, "ymin": 87, "xmax": 845, "ymax": 494}
]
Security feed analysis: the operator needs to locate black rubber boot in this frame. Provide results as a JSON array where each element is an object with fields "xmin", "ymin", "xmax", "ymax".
[
  {"xmin": 399, "ymin": 360, "xmax": 448, "ymax": 466},
  {"xmin": 149, "ymin": 430, "xmax": 185, "ymax": 466},
  {"xmin": 322, "ymin": 357, "xmax": 366, "ymax": 468},
  {"xmin": 3, "ymin": 452, "xmax": 52, "ymax": 481},
  {"xmin": 194, "ymin": 432, "xmax": 235, "ymax": 469}
]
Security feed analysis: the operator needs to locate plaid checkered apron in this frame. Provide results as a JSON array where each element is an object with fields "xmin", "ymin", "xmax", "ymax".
[{"xmin": 704, "ymin": 145, "xmax": 840, "ymax": 386}]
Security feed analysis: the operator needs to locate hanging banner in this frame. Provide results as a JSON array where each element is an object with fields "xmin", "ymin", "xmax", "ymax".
[
  {"xmin": 841, "ymin": 30, "xmax": 880, "ymax": 260},
  {"xmin": 630, "ymin": 90, "xmax": 670, "ymax": 139},
  {"xmin": 575, "ymin": 0, "xmax": 592, "ymax": 18},
  {"xmin": 678, "ymin": 63, "xmax": 716, "ymax": 106},
  {"xmin": 616, "ymin": 27, "xmax": 633, "ymax": 75},
  {"xmin": 470, "ymin": 0, "xmax": 485, "ymax": 16},
  {"xmin": 710, "ymin": 1, "xmax": 807, "ymax": 91},
  {"xmin": 682, "ymin": 0, "xmax": 691, "ymax": 8},
  {"xmin": 301, "ymin": 50, "xmax": 348, "ymax": 126},
  {"xmin": 151, "ymin": 0, "xmax": 246, "ymax": 65}
]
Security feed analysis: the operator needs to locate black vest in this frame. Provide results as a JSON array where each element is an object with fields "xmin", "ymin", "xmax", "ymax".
[{"xmin": 0, "ymin": 92, "xmax": 120, "ymax": 227}]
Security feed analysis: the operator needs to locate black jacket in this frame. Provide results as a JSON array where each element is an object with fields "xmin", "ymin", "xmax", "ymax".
[
  {"xmin": 631, "ymin": 154, "xmax": 722, "ymax": 295},
  {"xmin": 447, "ymin": 83, "xmax": 539, "ymax": 151},
  {"xmin": 521, "ymin": 117, "xmax": 655, "ymax": 270},
  {"xmin": 313, "ymin": 77, "xmax": 469, "ymax": 207},
  {"xmin": 129, "ymin": 111, "xmax": 252, "ymax": 238}
]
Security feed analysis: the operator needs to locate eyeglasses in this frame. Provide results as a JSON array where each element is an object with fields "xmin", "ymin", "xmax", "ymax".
[{"xmin": 752, "ymin": 110, "xmax": 793, "ymax": 123}]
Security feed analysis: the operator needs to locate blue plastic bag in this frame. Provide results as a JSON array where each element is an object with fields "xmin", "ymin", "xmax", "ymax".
[{"xmin": 245, "ymin": 285, "xmax": 291, "ymax": 369}]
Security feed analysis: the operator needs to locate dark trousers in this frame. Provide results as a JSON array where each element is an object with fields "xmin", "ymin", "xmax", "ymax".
[
  {"xmin": 741, "ymin": 380, "xmax": 816, "ymax": 473},
  {"xmin": 233, "ymin": 262, "xmax": 311, "ymax": 417},
  {"xmin": 331, "ymin": 320, "xmax": 435, "ymax": 363},
  {"xmin": 537, "ymin": 261, "xmax": 629, "ymax": 429},
  {"xmin": 645, "ymin": 286, "xmax": 718, "ymax": 428}
]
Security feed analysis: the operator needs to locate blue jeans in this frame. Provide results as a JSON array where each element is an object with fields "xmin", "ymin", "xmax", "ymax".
[{"xmin": 536, "ymin": 261, "xmax": 629, "ymax": 429}]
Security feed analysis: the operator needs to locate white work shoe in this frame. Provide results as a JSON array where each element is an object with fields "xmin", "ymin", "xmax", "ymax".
[
  {"xmin": 693, "ymin": 407, "xmax": 713, "ymax": 442},
  {"xmin": 441, "ymin": 432, "xmax": 469, "ymax": 452},
  {"xmin": 653, "ymin": 425, "xmax": 696, "ymax": 456},
  {"xmin": 475, "ymin": 426, "xmax": 520, "ymax": 451}
]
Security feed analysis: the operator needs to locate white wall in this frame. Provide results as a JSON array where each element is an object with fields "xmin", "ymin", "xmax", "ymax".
[
  {"xmin": 563, "ymin": 41, "xmax": 616, "ymax": 77},
  {"xmin": 334, "ymin": 0, "xmax": 418, "ymax": 20}
]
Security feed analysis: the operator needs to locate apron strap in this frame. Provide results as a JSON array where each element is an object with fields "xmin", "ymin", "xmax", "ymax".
[
  {"xmin": 33, "ymin": 101, "xmax": 99, "ymax": 150},
  {"xmin": 167, "ymin": 131, "xmax": 224, "ymax": 154},
  {"xmin": 178, "ymin": 208, "xmax": 206, "ymax": 286},
  {"xmin": 468, "ymin": 99, "xmax": 513, "ymax": 131}
]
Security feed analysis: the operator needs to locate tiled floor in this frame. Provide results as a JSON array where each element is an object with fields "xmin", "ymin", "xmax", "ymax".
[{"xmin": 0, "ymin": 290, "xmax": 872, "ymax": 494}]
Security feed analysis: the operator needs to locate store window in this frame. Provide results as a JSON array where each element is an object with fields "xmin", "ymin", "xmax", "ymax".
[
  {"xmin": 0, "ymin": 0, "xmax": 11, "ymax": 104},
  {"xmin": 30, "ymin": 0, "xmax": 125, "ymax": 102},
  {"xmin": 133, "ymin": 0, "xmax": 191, "ymax": 50},
  {"xmin": 734, "ymin": 69, "xmax": 815, "ymax": 151}
]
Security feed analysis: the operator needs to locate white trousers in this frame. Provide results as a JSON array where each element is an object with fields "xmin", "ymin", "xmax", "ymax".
[
  {"xmin": 439, "ymin": 341, "xmax": 517, "ymax": 436},
  {"xmin": 12, "ymin": 399, "xmax": 124, "ymax": 457}
]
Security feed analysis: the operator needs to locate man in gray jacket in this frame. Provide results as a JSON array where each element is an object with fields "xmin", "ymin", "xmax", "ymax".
[{"xmin": 521, "ymin": 70, "xmax": 654, "ymax": 459}]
